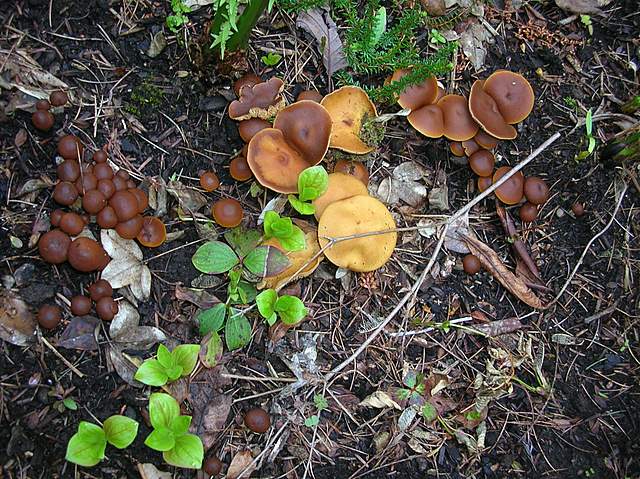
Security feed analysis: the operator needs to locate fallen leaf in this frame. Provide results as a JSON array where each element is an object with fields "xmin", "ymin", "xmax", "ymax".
[
  {"xmin": 175, "ymin": 285, "xmax": 221, "ymax": 309},
  {"xmin": 191, "ymin": 392, "xmax": 232, "ymax": 450},
  {"xmin": 137, "ymin": 463, "xmax": 172, "ymax": 479},
  {"xmin": 100, "ymin": 229, "xmax": 151, "ymax": 301},
  {"xmin": 146, "ymin": 31, "xmax": 167, "ymax": 58},
  {"xmin": 555, "ymin": 0, "xmax": 611, "ymax": 13},
  {"xmin": 57, "ymin": 316, "xmax": 101, "ymax": 350},
  {"xmin": 444, "ymin": 216, "xmax": 470, "ymax": 254},
  {"xmin": 420, "ymin": 0, "xmax": 446, "ymax": 15},
  {"xmin": 467, "ymin": 318, "xmax": 524, "ymax": 337},
  {"xmin": 296, "ymin": 8, "xmax": 348, "ymax": 77},
  {"xmin": 200, "ymin": 332, "xmax": 223, "ymax": 368},
  {"xmin": 226, "ymin": 449, "xmax": 256, "ymax": 479},
  {"xmin": 109, "ymin": 300, "xmax": 166, "ymax": 350},
  {"xmin": 551, "ymin": 333, "xmax": 578, "ymax": 345},
  {"xmin": 459, "ymin": 23, "xmax": 491, "ymax": 71},
  {"xmin": 167, "ymin": 180, "xmax": 208, "ymax": 212},
  {"xmin": 359, "ymin": 391, "xmax": 402, "ymax": 410},
  {"xmin": 107, "ymin": 346, "xmax": 143, "ymax": 388},
  {"xmin": 376, "ymin": 162, "xmax": 430, "ymax": 208},
  {"xmin": 14, "ymin": 129, "xmax": 27, "ymax": 149},
  {"xmin": 398, "ymin": 406, "xmax": 418, "ymax": 432},
  {"xmin": 462, "ymin": 235, "xmax": 546, "ymax": 309},
  {"xmin": 17, "ymin": 178, "xmax": 53, "ymax": 198},
  {"xmin": 0, "ymin": 289, "xmax": 37, "ymax": 346},
  {"xmin": 258, "ymin": 195, "xmax": 288, "ymax": 225}
]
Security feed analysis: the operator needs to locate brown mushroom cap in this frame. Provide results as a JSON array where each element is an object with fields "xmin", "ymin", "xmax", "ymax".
[
  {"xmin": 57, "ymin": 135, "xmax": 84, "ymax": 160},
  {"xmin": 53, "ymin": 181, "xmax": 79, "ymax": 206},
  {"xmin": 71, "ymin": 295, "xmax": 92, "ymax": 316},
  {"xmin": 468, "ymin": 150, "xmax": 495, "ymax": 177},
  {"xmin": 437, "ymin": 94, "xmax": 479, "ymax": 141},
  {"xmin": 60, "ymin": 212, "xmax": 85, "ymax": 236},
  {"xmin": 129, "ymin": 188, "xmax": 148, "ymax": 213},
  {"xmin": 468, "ymin": 81, "xmax": 517, "ymax": 140},
  {"xmin": 238, "ymin": 118, "xmax": 271, "ymax": 143},
  {"xmin": 474, "ymin": 130, "xmax": 499, "ymax": 150},
  {"xmin": 477, "ymin": 176, "xmax": 493, "ymax": 192},
  {"xmin": 450, "ymin": 142, "xmax": 465, "ymax": 157},
  {"xmin": 212, "ymin": 198, "xmax": 244, "ymax": 228},
  {"xmin": 76, "ymin": 173, "xmax": 98, "ymax": 195},
  {"xmin": 68, "ymin": 237, "xmax": 109, "ymax": 272},
  {"xmin": 115, "ymin": 214, "xmax": 144, "ymax": 240},
  {"xmin": 483, "ymin": 70, "xmax": 534, "ymax": 124},
  {"xmin": 32, "ymin": 110, "xmax": 55, "ymax": 131},
  {"xmin": 38, "ymin": 304, "xmax": 62, "ymax": 329},
  {"xmin": 82, "ymin": 189, "xmax": 107, "ymax": 214},
  {"xmin": 110, "ymin": 191, "xmax": 139, "ymax": 221},
  {"xmin": 93, "ymin": 150, "xmax": 107, "ymax": 163},
  {"xmin": 199, "ymin": 171, "xmax": 220, "ymax": 192},
  {"xmin": 320, "ymin": 86, "xmax": 378, "ymax": 154},
  {"xmin": 312, "ymin": 172, "xmax": 369, "ymax": 221},
  {"xmin": 36, "ymin": 99, "xmax": 51, "ymax": 111},
  {"xmin": 244, "ymin": 408, "xmax": 271, "ymax": 434},
  {"xmin": 57, "ymin": 160, "xmax": 81, "ymax": 182},
  {"xmin": 297, "ymin": 90, "xmax": 323, "ymax": 102},
  {"xmin": 247, "ymin": 101, "xmax": 332, "ymax": 193},
  {"xmin": 391, "ymin": 69, "xmax": 438, "ymax": 111},
  {"xmin": 229, "ymin": 77, "xmax": 286, "ymax": 121},
  {"xmin": 318, "ymin": 195, "xmax": 397, "ymax": 272},
  {"xmin": 462, "ymin": 139, "xmax": 480, "ymax": 156},
  {"xmin": 50, "ymin": 209, "xmax": 65, "ymax": 227},
  {"xmin": 49, "ymin": 90, "xmax": 68, "ymax": 107},
  {"xmin": 230, "ymin": 156, "xmax": 253, "ymax": 181},
  {"xmin": 523, "ymin": 176, "xmax": 549, "ymax": 205},
  {"xmin": 94, "ymin": 163, "xmax": 114, "ymax": 180},
  {"xmin": 97, "ymin": 179, "xmax": 115, "ymax": 199},
  {"xmin": 89, "ymin": 279, "xmax": 113, "ymax": 301},
  {"xmin": 137, "ymin": 217, "xmax": 166, "ymax": 248},
  {"xmin": 96, "ymin": 297, "xmax": 118, "ymax": 321},
  {"xmin": 463, "ymin": 254, "xmax": 481, "ymax": 274},
  {"xmin": 408, "ymin": 104, "xmax": 445, "ymax": 138},
  {"xmin": 39, "ymin": 229, "xmax": 71, "ymax": 264},
  {"xmin": 493, "ymin": 166, "xmax": 525, "ymax": 205},
  {"xmin": 233, "ymin": 73, "xmax": 262, "ymax": 97},
  {"xmin": 334, "ymin": 160, "xmax": 369, "ymax": 186},
  {"xmin": 519, "ymin": 202, "xmax": 538, "ymax": 222},
  {"xmin": 97, "ymin": 206, "xmax": 119, "ymax": 229}
]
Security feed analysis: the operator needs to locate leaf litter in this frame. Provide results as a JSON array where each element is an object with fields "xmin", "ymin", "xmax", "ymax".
[{"xmin": 100, "ymin": 229, "xmax": 151, "ymax": 302}]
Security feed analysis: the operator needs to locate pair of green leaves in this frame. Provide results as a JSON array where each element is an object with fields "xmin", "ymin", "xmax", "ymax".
[
  {"xmin": 255, "ymin": 289, "xmax": 307, "ymax": 326},
  {"xmin": 288, "ymin": 166, "xmax": 329, "ymax": 215},
  {"xmin": 134, "ymin": 344, "xmax": 200, "ymax": 387},
  {"xmin": 197, "ymin": 303, "xmax": 252, "ymax": 351},
  {"xmin": 166, "ymin": 0, "xmax": 191, "ymax": 32},
  {"xmin": 145, "ymin": 393, "xmax": 203, "ymax": 469},
  {"xmin": 261, "ymin": 52, "xmax": 282, "ymax": 66},
  {"xmin": 66, "ymin": 416, "xmax": 139, "ymax": 467},
  {"xmin": 263, "ymin": 211, "xmax": 305, "ymax": 252}
]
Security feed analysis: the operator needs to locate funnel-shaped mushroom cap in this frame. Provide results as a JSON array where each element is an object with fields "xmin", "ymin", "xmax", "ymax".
[
  {"xmin": 468, "ymin": 80, "xmax": 517, "ymax": 140},
  {"xmin": 450, "ymin": 142, "xmax": 465, "ymax": 157},
  {"xmin": 238, "ymin": 118, "xmax": 271, "ymax": 142},
  {"xmin": 474, "ymin": 130, "xmax": 499, "ymax": 149},
  {"xmin": 320, "ymin": 86, "xmax": 378, "ymax": 154},
  {"xmin": 408, "ymin": 105, "xmax": 445, "ymax": 138},
  {"xmin": 437, "ymin": 94, "xmax": 479, "ymax": 141},
  {"xmin": 312, "ymin": 172, "xmax": 369, "ymax": 220},
  {"xmin": 273, "ymin": 100, "xmax": 333, "ymax": 164},
  {"xmin": 493, "ymin": 166, "xmax": 524, "ymax": 205},
  {"xmin": 483, "ymin": 71, "xmax": 534, "ymax": 124},
  {"xmin": 318, "ymin": 195, "xmax": 397, "ymax": 272},
  {"xmin": 391, "ymin": 69, "xmax": 438, "ymax": 111},
  {"xmin": 229, "ymin": 77, "xmax": 286, "ymax": 121},
  {"xmin": 234, "ymin": 73, "xmax": 262, "ymax": 96},
  {"xmin": 462, "ymin": 139, "xmax": 480, "ymax": 156}
]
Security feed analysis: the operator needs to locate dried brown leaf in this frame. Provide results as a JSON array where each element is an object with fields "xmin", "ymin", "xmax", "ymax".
[
  {"xmin": 467, "ymin": 318, "xmax": 524, "ymax": 337},
  {"xmin": 462, "ymin": 235, "xmax": 546, "ymax": 309},
  {"xmin": 0, "ymin": 289, "xmax": 37, "ymax": 346},
  {"xmin": 57, "ymin": 316, "xmax": 101, "ymax": 350},
  {"xmin": 296, "ymin": 8, "xmax": 348, "ymax": 77},
  {"xmin": 227, "ymin": 449, "xmax": 256, "ymax": 479}
]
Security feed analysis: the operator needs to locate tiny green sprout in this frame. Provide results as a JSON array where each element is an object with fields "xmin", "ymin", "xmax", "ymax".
[
  {"xmin": 134, "ymin": 343, "xmax": 200, "ymax": 387},
  {"xmin": 167, "ymin": 0, "xmax": 191, "ymax": 33},
  {"xmin": 63, "ymin": 398, "xmax": 78, "ymax": 411},
  {"xmin": 430, "ymin": 29, "xmax": 447, "ymax": 44},
  {"xmin": 256, "ymin": 289, "xmax": 307, "ymax": 326},
  {"xmin": 575, "ymin": 109, "xmax": 597, "ymax": 161},
  {"xmin": 288, "ymin": 165, "xmax": 329, "ymax": 215},
  {"xmin": 563, "ymin": 96, "xmax": 578, "ymax": 110},
  {"xmin": 314, "ymin": 394, "xmax": 328, "ymax": 411},
  {"xmin": 304, "ymin": 415, "xmax": 320, "ymax": 427},
  {"xmin": 66, "ymin": 415, "xmax": 139, "ymax": 467},
  {"xmin": 263, "ymin": 211, "xmax": 305, "ymax": 252},
  {"xmin": 580, "ymin": 14, "xmax": 593, "ymax": 36},
  {"xmin": 144, "ymin": 393, "xmax": 203, "ymax": 469},
  {"xmin": 261, "ymin": 52, "xmax": 282, "ymax": 66}
]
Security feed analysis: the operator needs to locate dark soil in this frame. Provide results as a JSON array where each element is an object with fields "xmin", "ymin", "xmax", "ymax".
[{"xmin": 1, "ymin": 0, "xmax": 639, "ymax": 478}]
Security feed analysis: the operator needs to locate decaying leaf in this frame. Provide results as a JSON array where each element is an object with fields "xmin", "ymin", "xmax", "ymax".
[
  {"xmin": 0, "ymin": 289, "xmax": 37, "ymax": 346},
  {"xmin": 227, "ymin": 449, "xmax": 256, "ymax": 479},
  {"xmin": 555, "ymin": 0, "xmax": 612, "ymax": 13},
  {"xmin": 137, "ymin": 463, "xmax": 172, "ymax": 479},
  {"xmin": 398, "ymin": 406, "xmax": 418, "ymax": 432},
  {"xmin": 100, "ymin": 229, "xmax": 151, "ymax": 301},
  {"xmin": 462, "ymin": 235, "xmax": 546, "ymax": 309},
  {"xmin": 175, "ymin": 285, "xmax": 221, "ymax": 309},
  {"xmin": 467, "ymin": 318, "xmax": 524, "ymax": 337},
  {"xmin": 191, "ymin": 392, "xmax": 233, "ymax": 450},
  {"xmin": 445, "ymin": 216, "xmax": 470, "ymax": 254},
  {"xmin": 109, "ymin": 300, "xmax": 166, "ymax": 350},
  {"xmin": 296, "ymin": 8, "xmax": 348, "ymax": 77},
  {"xmin": 376, "ymin": 161, "xmax": 430, "ymax": 208},
  {"xmin": 459, "ymin": 23, "xmax": 492, "ymax": 71},
  {"xmin": 359, "ymin": 391, "xmax": 402, "ymax": 410},
  {"xmin": 107, "ymin": 346, "xmax": 143, "ymax": 388},
  {"xmin": 146, "ymin": 31, "xmax": 167, "ymax": 58},
  {"xmin": 167, "ymin": 180, "xmax": 208, "ymax": 212},
  {"xmin": 57, "ymin": 316, "xmax": 101, "ymax": 350}
]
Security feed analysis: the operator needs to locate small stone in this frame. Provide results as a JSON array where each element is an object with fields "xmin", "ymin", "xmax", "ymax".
[{"xmin": 428, "ymin": 186, "xmax": 449, "ymax": 211}]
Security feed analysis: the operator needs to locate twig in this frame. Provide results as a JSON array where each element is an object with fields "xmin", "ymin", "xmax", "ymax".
[
  {"xmin": 495, "ymin": 203, "xmax": 543, "ymax": 281},
  {"xmin": 386, "ymin": 316, "xmax": 473, "ymax": 337},
  {"xmin": 552, "ymin": 182, "xmax": 628, "ymax": 304},
  {"xmin": 324, "ymin": 132, "xmax": 561, "ymax": 381},
  {"xmin": 40, "ymin": 336, "xmax": 85, "ymax": 378}
]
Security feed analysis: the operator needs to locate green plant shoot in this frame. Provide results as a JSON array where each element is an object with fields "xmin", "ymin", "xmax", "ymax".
[
  {"xmin": 263, "ymin": 211, "xmax": 305, "ymax": 251},
  {"xmin": 134, "ymin": 344, "xmax": 200, "ymax": 387},
  {"xmin": 167, "ymin": 0, "xmax": 191, "ymax": 33},
  {"xmin": 66, "ymin": 416, "xmax": 138, "ymax": 467},
  {"xmin": 261, "ymin": 52, "xmax": 282, "ymax": 66},
  {"xmin": 288, "ymin": 165, "xmax": 329, "ymax": 215},
  {"xmin": 256, "ymin": 288, "xmax": 307, "ymax": 326}
]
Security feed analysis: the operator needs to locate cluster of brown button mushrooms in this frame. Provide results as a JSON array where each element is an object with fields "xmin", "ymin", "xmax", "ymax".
[{"xmin": 33, "ymin": 91, "xmax": 167, "ymax": 330}]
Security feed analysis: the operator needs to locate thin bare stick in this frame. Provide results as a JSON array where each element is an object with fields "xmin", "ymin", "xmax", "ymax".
[
  {"xmin": 325, "ymin": 132, "xmax": 561, "ymax": 380},
  {"xmin": 41, "ymin": 336, "xmax": 85, "ymax": 378}
]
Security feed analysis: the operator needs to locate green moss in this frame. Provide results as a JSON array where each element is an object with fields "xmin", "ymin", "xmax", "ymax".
[
  {"xmin": 125, "ymin": 82, "xmax": 165, "ymax": 117},
  {"xmin": 360, "ymin": 114, "xmax": 385, "ymax": 148}
]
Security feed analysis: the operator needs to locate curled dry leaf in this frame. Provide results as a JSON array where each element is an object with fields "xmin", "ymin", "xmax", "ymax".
[
  {"xmin": 0, "ymin": 289, "xmax": 37, "ymax": 346},
  {"xmin": 376, "ymin": 161, "xmax": 430, "ymax": 208},
  {"xmin": 167, "ymin": 179, "xmax": 208, "ymax": 212},
  {"xmin": 57, "ymin": 316, "xmax": 101, "ymax": 350},
  {"xmin": 227, "ymin": 449, "xmax": 256, "ymax": 479},
  {"xmin": 100, "ymin": 229, "xmax": 151, "ymax": 301},
  {"xmin": 137, "ymin": 463, "xmax": 172, "ymax": 479},
  {"xmin": 462, "ymin": 234, "xmax": 546, "ymax": 309},
  {"xmin": 109, "ymin": 300, "xmax": 166, "ymax": 350},
  {"xmin": 359, "ymin": 390, "xmax": 402, "ymax": 410},
  {"xmin": 192, "ymin": 392, "xmax": 233, "ymax": 450},
  {"xmin": 467, "ymin": 318, "xmax": 524, "ymax": 337},
  {"xmin": 175, "ymin": 285, "xmax": 221, "ymax": 309},
  {"xmin": 296, "ymin": 8, "xmax": 348, "ymax": 77},
  {"xmin": 107, "ymin": 346, "xmax": 143, "ymax": 388}
]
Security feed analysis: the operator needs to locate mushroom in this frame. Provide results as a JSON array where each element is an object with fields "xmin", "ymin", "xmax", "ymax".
[
  {"xmin": 97, "ymin": 206, "xmax": 118, "ymax": 229},
  {"xmin": 38, "ymin": 229, "xmax": 71, "ymax": 264},
  {"xmin": 109, "ymin": 191, "xmax": 139, "ymax": 221},
  {"xmin": 247, "ymin": 101, "xmax": 332, "ymax": 193},
  {"xmin": 468, "ymin": 80, "xmax": 517, "ymax": 140},
  {"xmin": 96, "ymin": 297, "xmax": 118, "ymax": 321},
  {"xmin": 137, "ymin": 217, "xmax": 166, "ymax": 247},
  {"xmin": 59, "ymin": 212, "xmax": 85, "ymax": 236},
  {"xmin": 493, "ymin": 166, "xmax": 524, "ymax": 205},
  {"xmin": 334, "ymin": 160, "xmax": 369, "ymax": 185},
  {"xmin": 212, "ymin": 198, "xmax": 243, "ymax": 228},
  {"xmin": 244, "ymin": 408, "xmax": 270, "ymax": 433},
  {"xmin": 130, "ymin": 188, "xmax": 148, "ymax": 213},
  {"xmin": 36, "ymin": 99, "xmax": 51, "ymax": 111},
  {"xmin": 68, "ymin": 237, "xmax": 109, "ymax": 272},
  {"xmin": 76, "ymin": 173, "xmax": 98, "ymax": 195},
  {"xmin": 462, "ymin": 139, "xmax": 480, "ymax": 156},
  {"xmin": 233, "ymin": 73, "xmax": 262, "ymax": 96},
  {"xmin": 93, "ymin": 150, "xmax": 107, "ymax": 163},
  {"xmin": 523, "ymin": 176, "xmax": 549, "ymax": 205},
  {"xmin": 70, "ymin": 296, "xmax": 92, "ymax": 316},
  {"xmin": 483, "ymin": 70, "xmax": 534, "ymax": 124},
  {"xmin": 112, "ymin": 176, "xmax": 128, "ymax": 191},
  {"xmin": 115, "ymin": 214, "xmax": 144, "ymax": 240},
  {"xmin": 317, "ymin": 195, "xmax": 396, "ymax": 272},
  {"xmin": 477, "ymin": 176, "xmax": 492, "ymax": 192},
  {"xmin": 312, "ymin": 172, "xmax": 369, "ymax": 220},
  {"xmin": 57, "ymin": 160, "xmax": 81, "ymax": 182},
  {"xmin": 468, "ymin": 150, "xmax": 495, "ymax": 177},
  {"xmin": 89, "ymin": 279, "xmax": 113, "ymax": 301},
  {"xmin": 571, "ymin": 202, "xmax": 585, "ymax": 217},
  {"xmin": 38, "ymin": 304, "xmax": 62, "ymax": 330},
  {"xmin": 82, "ymin": 189, "xmax": 107, "ymax": 214},
  {"xmin": 230, "ymin": 156, "xmax": 253, "ymax": 181},
  {"xmin": 463, "ymin": 254, "xmax": 481, "ymax": 274},
  {"xmin": 200, "ymin": 171, "xmax": 220, "ymax": 192},
  {"xmin": 407, "ymin": 104, "xmax": 445, "ymax": 138},
  {"xmin": 228, "ymin": 77, "xmax": 286, "ymax": 121},
  {"xmin": 49, "ymin": 90, "xmax": 68, "ymax": 107},
  {"xmin": 437, "ymin": 94, "xmax": 479, "ymax": 141},
  {"xmin": 57, "ymin": 135, "xmax": 84, "ymax": 160},
  {"xmin": 474, "ymin": 130, "xmax": 499, "ymax": 150},
  {"xmin": 320, "ymin": 86, "xmax": 378, "ymax": 154},
  {"xmin": 53, "ymin": 181, "xmax": 79, "ymax": 206},
  {"xmin": 297, "ymin": 90, "xmax": 323, "ymax": 102},
  {"xmin": 450, "ymin": 142, "xmax": 465, "ymax": 157},
  {"xmin": 238, "ymin": 118, "xmax": 271, "ymax": 143},
  {"xmin": 50, "ymin": 209, "xmax": 65, "ymax": 227},
  {"xmin": 390, "ymin": 69, "xmax": 438, "ymax": 110},
  {"xmin": 203, "ymin": 457, "xmax": 224, "ymax": 477},
  {"xmin": 97, "ymin": 179, "xmax": 116, "ymax": 199},
  {"xmin": 32, "ymin": 110, "xmax": 55, "ymax": 131},
  {"xmin": 94, "ymin": 163, "xmax": 114, "ymax": 180},
  {"xmin": 519, "ymin": 202, "xmax": 538, "ymax": 222}
]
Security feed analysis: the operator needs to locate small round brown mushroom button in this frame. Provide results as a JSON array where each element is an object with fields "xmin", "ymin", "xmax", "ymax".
[
  {"xmin": 450, "ymin": 142, "xmax": 465, "ymax": 157},
  {"xmin": 477, "ymin": 176, "xmax": 493, "ymax": 193},
  {"xmin": 112, "ymin": 176, "xmax": 128, "ymax": 192},
  {"xmin": 49, "ymin": 90, "xmax": 68, "ymax": 107},
  {"xmin": 68, "ymin": 237, "xmax": 109, "ymax": 272},
  {"xmin": 94, "ymin": 163, "xmax": 114, "ymax": 180},
  {"xmin": 115, "ymin": 214, "xmax": 144, "ymax": 240},
  {"xmin": 333, "ymin": 160, "xmax": 369, "ymax": 186},
  {"xmin": 297, "ymin": 89, "xmax": 323, "ymax": 102},
  {"xmin": 571, "ymin": 202, "xmax": 585, "ymax": 217},
  {"xmin": 36, "ymin": 99, "xmax": 51, "ymax": 111},
  {"xmin": 468, "ymin": 150, "xmax": 495, "ymax": 177},
  {"xmin": 137, "ymin": 217, "xmax": 166, "ymax": 248},
  {"xmin": 462, "ymin": 254, "xmax": 481, "ymax": 275},
  {"xmin": 76, "ymin": 173, "xmax": 98, "ymax": 195},
  {"xmin": 523, "ymin": 177, "xmax": 549, "ymax": 205},
  {"xmin": 38, "ymin": 304, "xmax": 62, "ymax": 330},
  {"xmin": 230, "ymin": 156, "xmax": 253, "ymax": 181},
  {"xmin": 50, "ymin": 209, "xmax": 65, "ymax": 227},
  {"xmin": 57, "ymin": 160, "xmax": 81, "ymax": 182},
  {"xmin": 462, "ymin": 139, "xmax": 481, "ymax": 157},
  {"xmin": 96, "ymin": 297, "xmax": 118, "ymax": 321},
  {"xmin": 238, "ymin": 118, "xmax": 271, "ymax": 143},
  {"xmin": 70, "ymin": 295, "xmax": 92, "ymax": 316},
  {"xmin": 519, "ymin": 202, "xmax": 538, "ymax": 222},
  {"xmin": 129, "ymin": 188, "xmax": 148, "ymax": 213},
  {"xmin": 110, "ymin": 191, "xmax": 139, "ymax": 221},
  {"xmin": 59, "ymin": 212, "xmax": 85, "ymax": 236},
  {"xmin": 38, "ymin": 229, "xmax": 71, "ymax": 264},
  {"xmin": 32, "ymin": 110, "xmax": 55, "ymax": 131},
  {"xmin": 92, "ymin": 150, "xmax": 107, "ymax": 163},
  {"xmin": 212, "ymin": 199, "xmax": 243, "ymax": 228},
  {"xmin": 244, "ymin": 408, "xmax": 271, "ymax": 433},
  {"xmin": 53, "ymin": 181, "xmax": 79, "ymax": 206},
  {"xmin": 82, "ymin": 189, "xmax": 107, "ymax": 214},
  {"xmin": 97, "ymin": 179, "xmax": 116, "ymax": 199},
  {"xmin": 89, "ymin": 279, "xmax": 113, "ymax": 302},
  {"xmin": 202, "ymin": 456, "xmax": 223, "ymax": 476},
  {"xmin": 200, "ymin": 171, "xmax": 220, "ymax": 192},
  {"xmin": 473, "ymin": 130, "xmax": 499, "ymax": 150},
  {"xmin": 57, "ymin": 135, "xmax": 84, "ymax": 160},
  {"xmin": 493, "ymin": 166, "xmax": 524, "ymax": 205},
  {"xmin": 97, "ymin": 206, "xmax": 119, "ymax": 229}
]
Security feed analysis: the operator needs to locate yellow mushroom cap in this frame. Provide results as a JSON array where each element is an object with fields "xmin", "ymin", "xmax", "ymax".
[
  {"xmin": 483, "ymin": 70, "xmax": 534, "ymax": 124},
  {"xmin": 318, "ymin": 195, "xmax": 397, "ymax": 272},
  {"xmin": 320, "ymin": 86, "xmax": 378, "ymax": 154},
  {"xmin": 313, "ymin": 172, "xmax": 369, "ymax": 220}
]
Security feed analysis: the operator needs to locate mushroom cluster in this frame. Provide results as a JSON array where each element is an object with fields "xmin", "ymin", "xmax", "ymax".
[
  {"xmin": 70, "ymin": 279, "xmax": 119, "ymax": 321},
  {"xmin": 31, "ymin": 90, "xmax": 68, "ymax": 132}
]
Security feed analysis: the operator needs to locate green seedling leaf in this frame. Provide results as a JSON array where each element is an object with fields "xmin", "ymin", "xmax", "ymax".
[
  {"xmin": 225, "ymin": 227, "xmax": 262, "ymax": 258},
  {"xmin": 288, "ymin": 195, "xmax": 315, "ymax": 215},
  {"xmin": 103, "ymin": 415, "xmax": 139, "ymax": 449},
  {"xmin": 371, "ymin": 7, "xmax": 387, "ymax": 46},
  {"xmin": 244, "ymin": 245, "xmax": 290, "ymax": 278},
  {"xmin": 314, "ymin": 394, "xmax": 328, "ymax": 411},
  {"xmin": 157, "ymin": 344, "xmax": 173, "ymax": 369},
  {"xmin": 172, "ymin": 344, "xmax": 200, "ymax": 377},
  {"xmin": 256, "ymin": 289, "xmax": 277, "ymax": 320},
  {"xmin": 134, "ymin": 359, "xmax": 169, "ymax": 387},
  {"xmin": 170, "ymin": 415, "xmax": 192, "ymax": 436},
  {"xmin": 585, "ymin": 108, "xmax": 593, "ymax": 136},
  {"xmin": 404, "ymin": 370, "xmax": 417, "ymax": 389},
  {"xmin": 225, "ymin": 310, "xmax": 252, "ymax": 350},
  {"xmin": 261, "ymin": 52, "xmax": 282, "ymax": 66},
  {"xmin": 304, "ymin": 415, "xmax": 320, "ymax": 428},
  {"xmin": 145, "ymin": 427, "xmax": 175, "ymax": 452},
  {"xmin": 237, "ymin": 281, "xmax": 256, "ymax": 304},
  {"xmin": 274, "ymin": 295, "xmax": 307, "ymax": 325},
  {"xmin": 278, "ymin": 225, "xmax": 305, "ymax": 252},
  {"xmin": 65, "ymin": 421, "xmax": 107, "ymax": 467},
  {"xmin": 192, "ymin": 241, "xmax": 239, "ymax": 274},
  {"xmin": 228, "ymin": 268, "xmax": 241, "ymax": 296},
  {"xmin": 422, "ymin": 403, "xmax": 438, "ymax": 422},
  {"xmin": 149, "ymin": 393, "xmax": 180, "ymax": 430},
  {"xmin": 163, "ymin": 433, "xmax": 204, "ymax": 469},
  {"xmin": 298, "ymin": 166, "xmax": 329, "ymax": 202},
  {"xmin": 263, "ymin": 211, "xmax": 292, "ymax": 239},
  {"xmin": 166, "ymin": 364, "xmax": 183, "ymax": 381},
  {"xmin": 197, "ymin": 303, "xmax": 227, "ymax": 335},
  {"xmin": 203, "ymin": 331, "xmax": 224, "ymax": 368},
  {"xmin": 63, "ymin": 398, "xmax": 78, "ymax": 410}
]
